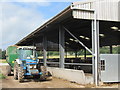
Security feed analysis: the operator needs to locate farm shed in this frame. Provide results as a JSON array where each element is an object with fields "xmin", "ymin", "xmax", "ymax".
[{"xmin": 16, "ymin": 0, "xmax": 120, "ymax": 85}]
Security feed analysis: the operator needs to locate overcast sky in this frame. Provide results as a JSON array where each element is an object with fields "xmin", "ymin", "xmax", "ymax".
[{"xmin": 0, "ymin": 0, "xmax": 81, "ymax": 50}]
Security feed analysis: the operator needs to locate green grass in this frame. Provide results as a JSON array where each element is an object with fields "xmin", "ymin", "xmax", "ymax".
[
  {"xmin": 38, "ymin": 55, "xmax": 92, "ymax": 59},
  {"xmin": 1, "ymin": 60, "xmax": 7, "ymax": 63},
  {"xmin": 0, "ymin": 59, "xmax": 7, "ymax": 63},
  {"xmin": 0, "ymin": 73, "xmax": 6, "ymax": 79}
]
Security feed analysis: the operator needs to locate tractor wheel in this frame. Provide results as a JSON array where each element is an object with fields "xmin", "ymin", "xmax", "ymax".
[
  {"xmin": 40, "ymin": 66, "xmax": 47, "ymax": 80},
  {"xmin": 18, "ymin": 66, "xmax": 24, "ymax": 82},
  {"xmin": 13, "ymin": 61, "xmax": 18, "ymax": 80},
  {"xmin": 46, "ymin": 71, "xmax": 52, "ymax": 80},
  {"xmin": 7, "ymin": 65, "xmax": 12, "ymax": 76}
]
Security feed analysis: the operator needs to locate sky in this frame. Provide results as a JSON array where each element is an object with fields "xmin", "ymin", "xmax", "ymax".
[{"xmin": 0, "ymin": 0, "xmax": 82, "ymax": 50}]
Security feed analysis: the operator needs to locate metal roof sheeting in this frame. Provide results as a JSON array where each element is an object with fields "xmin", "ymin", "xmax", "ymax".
[{"xmin": 72, "ymin": 0, "xmax": 120, "ymax": 21}]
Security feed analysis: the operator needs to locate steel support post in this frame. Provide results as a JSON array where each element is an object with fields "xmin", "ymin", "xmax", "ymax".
[
  {"xmin": 65, "ymin": 53, "xmax": 67, "ymax": 58},
  {"xmin": 84, "ymin": 49, "xmax": 87, "ymax": 59},
  {"xmin": 75, "ymin": 51, "xmax": 77, "ymax": 58},
  {"xmin": 92, "ymin": 20, "xmax": 100, "ymax": 86},
  {"xmin": 43, "ymin": 35, "xmax": 47, "ymax": 67},
  {"xmin": 92, "ymin": 20, "xmax": 95, "ymax": 83},
  {"xmin": 59, "ymin": 25, "xmax": 65, "ymax": 68},
  {"xmin": 96, "ymin": 20, "xmax": 100, "ymax": 86},
  {"xmin": 110, "ymin": 45, "xmax": 112, "ymax": 54}
]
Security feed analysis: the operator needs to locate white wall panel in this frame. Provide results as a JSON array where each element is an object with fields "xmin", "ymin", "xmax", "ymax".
[{"xmin": 72, "ymin": 0, "xmax": 120, "ymax": 21}]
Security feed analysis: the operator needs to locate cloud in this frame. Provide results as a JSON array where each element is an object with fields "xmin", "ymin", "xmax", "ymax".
[
  {"xmin": 1, "ymin": 0, "xmax": 81, "ymax": 2},
  {"xmin": 1, "ymin": 2, "xmax": 49, "ymax": 49},
  {"xmin": 1, "ymin": 0, "xmax": 48, "ymax": 2}
]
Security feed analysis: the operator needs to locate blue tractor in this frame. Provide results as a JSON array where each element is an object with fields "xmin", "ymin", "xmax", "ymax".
[{"xmin": 6, "ymin": 46, "xmax": 51, "ymax": 82}]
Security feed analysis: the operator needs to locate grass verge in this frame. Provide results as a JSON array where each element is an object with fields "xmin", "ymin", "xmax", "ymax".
[
  {"xmin": 0, "ymin": 73, "xmax": 6, "ymax": 79},
  {"xmin": 0, "ymin": 59, "xmax": 7, "ymax": 63},
  {"xmin": 1, "ymin": 61, "xmax": 7, "ymax": 63}
]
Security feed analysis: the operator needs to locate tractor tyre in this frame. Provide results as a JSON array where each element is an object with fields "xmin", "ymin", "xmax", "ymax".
[
  {"xmin": 7, "ymin": 65, "xmax": 12, "ymax": 76},
  {"xmin": 13, "ymin": 61, "xmax": 18, "ymax": 80},
  {"xmin": 40, "ymin": 66, "xmax": 47, "ymax": 80},
  {"xmin": 18, "ymin": 66, "xmax": 24, "ymax": 83}
]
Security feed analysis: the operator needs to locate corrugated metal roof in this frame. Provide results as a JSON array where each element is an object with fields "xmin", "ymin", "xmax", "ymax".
[{"xmin": 72, "ymin": 0, "xmax": 120, "ymax": 21}]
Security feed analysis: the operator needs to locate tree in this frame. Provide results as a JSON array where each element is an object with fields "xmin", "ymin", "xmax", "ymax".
[
  {"xmin": 2, "ymin": 50, "xmax": 6, "ymax": 59},
  {"xmin": 0, "ymin": 49, "xmax": 2, "ymax": 59}
]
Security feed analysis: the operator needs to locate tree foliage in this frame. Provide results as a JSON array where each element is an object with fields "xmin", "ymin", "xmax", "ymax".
[
  {"xmin": 43, "ymin": 46, "xmax": 120, "ymax": 56},
  {"xmin": 0, "ymin": 49, "xmax": 6, "ymax": 59}
]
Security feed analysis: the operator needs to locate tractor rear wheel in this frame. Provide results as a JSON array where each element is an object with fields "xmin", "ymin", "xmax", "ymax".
[
  {"xmin": 13, "ymin": 61, "xmax": 18, "ymax": 80},
  {"xmin": 40, "ymin": 66, "xmax": 47, "ymax": 80},
  {"xmin": 18, "ymin": 66, "xmax": 24, "ymax": 82}
]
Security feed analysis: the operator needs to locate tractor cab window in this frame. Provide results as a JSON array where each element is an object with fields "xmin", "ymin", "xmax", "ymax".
[{"xmin": 19, "ymin": 49, "xmax": 37, "ymax": 60}]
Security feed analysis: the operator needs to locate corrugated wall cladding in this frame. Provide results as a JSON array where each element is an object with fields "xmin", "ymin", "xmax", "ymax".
[
  {"xmin": 118, "ymin": 1, "xmax": 120, "ymax": 21},
  {"xmin": 72, "ymin": 0, "xmax": 120, "ymax": 22}
]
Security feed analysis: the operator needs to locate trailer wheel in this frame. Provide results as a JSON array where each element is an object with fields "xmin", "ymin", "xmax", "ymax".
[
  {"xmin": 18, "ymin": 66, "xmax": 24, "ymax": 82},
  {"xmin": 13, "ymin": 61, "xmax": 18, "ymax": 80},
  {"xmin": 40, "ymin": 66, "xmax": 47, "ymax": 80}
]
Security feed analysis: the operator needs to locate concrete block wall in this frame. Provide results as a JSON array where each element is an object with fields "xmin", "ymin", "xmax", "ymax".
[
  {"xmin": 47, "ymin": 67, "xmax": 93, "ymax": 85},
  {"xmin": 0, "ymin": 64, "xmax": 9, "ymax": 76}
]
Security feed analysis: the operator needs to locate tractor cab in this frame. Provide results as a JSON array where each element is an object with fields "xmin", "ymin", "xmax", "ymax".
[{"xmin": 18, "ymin": 46, "xmax": 38, "ymax": 62}]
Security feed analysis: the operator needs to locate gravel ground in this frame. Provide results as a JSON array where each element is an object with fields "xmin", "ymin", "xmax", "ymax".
[
  {"xmin": 1, "ymin": 75, "xmax": 85, "ymax": 88},
  {"xmin": 1, "ymin": 75, "xmax": 119, "ymax": 88}
]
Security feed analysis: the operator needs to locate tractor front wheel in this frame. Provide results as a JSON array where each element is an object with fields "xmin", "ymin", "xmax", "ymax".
[{"xmin": 18, "ymin": 66, "xmax": 24, "ymax": 82}]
